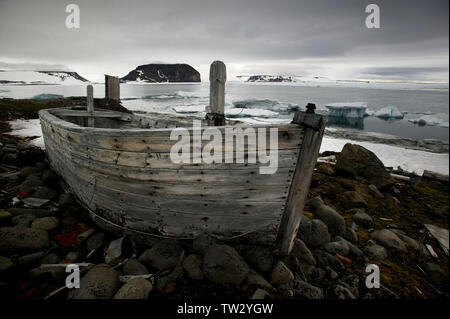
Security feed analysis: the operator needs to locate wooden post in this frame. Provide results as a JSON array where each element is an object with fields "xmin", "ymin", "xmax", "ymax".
[
  {"xmin": 87, "ymin": 84, "xmax": 94, "ymax": 127},
  {"xmin": 276, "ymin": 104, "xmax": 325, "ymax": 255},
  {"xmin": 207, "ymin": 61, "xmax": 226, "ymax": 126},
  {"xmin": 105, "ymin": 75, "xmax": 120, "ymax": 101}
]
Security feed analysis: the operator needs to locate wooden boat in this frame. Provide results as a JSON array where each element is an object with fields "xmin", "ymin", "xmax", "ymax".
[{"xmin": 39, "ymin": 64, "xmax": 325, "ymax": 255}]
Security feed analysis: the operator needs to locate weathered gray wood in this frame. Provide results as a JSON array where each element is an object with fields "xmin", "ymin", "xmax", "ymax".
[
  {"xmin": 105, "ymin": 75, "xmax": 120, "ymax": 101},
  {"xmin": 87, "ymin": 85, "xmax": 94, "ymax": 127},
  {"xmin": 208, "ymin": 61, "xmax": 226, "ymax": 126},
  {"xmin": 39, "ymin": 106, "xmax": 326, "ymax": 244},
  {"xmin": 276, "ymin": 111, "xmax": 326, "ymax": 255}
]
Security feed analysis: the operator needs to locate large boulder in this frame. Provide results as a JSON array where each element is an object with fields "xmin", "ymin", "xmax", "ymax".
[
  {"xmin": 0, "ymin": 227, "xmax": 49, "ymax": 255},
  {"xmin": 203, "ymin": 244, "xmax": 250, "ymax": 286},
  {"xmin": 245, "ymin": 246, "xmax": 274, "ymax": 273},
  {"xmin": 364, "ymin": 240, "xmax": 388, "ymax": 260},
  {"xmin": 298, "ymin": 219, "xmax": 331, "ymax": 249},
  {"xmin": 314, "ymin": 205, "xmax": 346, "ymax": 236},
  {"xmin": 335, "ymin": 144, "xmax": 394, "ymax": 189},
  {"xmin": 292, "ymin": 239, "xmax": 316, "ymax": 265}
]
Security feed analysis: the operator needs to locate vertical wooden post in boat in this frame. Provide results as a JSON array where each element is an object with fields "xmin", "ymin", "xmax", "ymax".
[
  {"xmin": 276, "ymin": 103, "xmax": 325, "ymax": 255},
  {"xmin": 105, "ymin": 74, "xmax": 120, "ymax": 101},
  {"xmin": 87, "ymin": 84, "xmax": 94, "ymax": 127},
  {"xmin": 207, "ymin": 61, "xmax": 226, "ymax": 126}
]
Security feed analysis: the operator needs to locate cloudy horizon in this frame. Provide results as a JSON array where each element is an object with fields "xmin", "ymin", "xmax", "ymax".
[{"xmin": 0, "ymin": 0, "xmax": 448, "ymax": 83}]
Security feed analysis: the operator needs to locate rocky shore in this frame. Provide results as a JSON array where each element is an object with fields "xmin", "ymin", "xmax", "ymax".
[{"xmin": 0, "ymin": 100, "xmax": 448, "ymax": 299}]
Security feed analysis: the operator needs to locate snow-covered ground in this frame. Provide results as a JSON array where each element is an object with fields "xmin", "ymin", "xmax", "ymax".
[{"xmin": 7, "ymin": 118, "xmax": 448, "ymax": 176}]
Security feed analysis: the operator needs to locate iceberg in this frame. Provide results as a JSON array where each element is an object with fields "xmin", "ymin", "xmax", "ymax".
[
  {"xmin": 374, "ymin": 106, "xmax": 404, "ymax": 119},
  {"xmin": 326, "ymin": 102, "xmax": 367, "ymax": 118},
  {"xmin": 232, "ymin": 98, "xmax": 299, "ymax": 114}
]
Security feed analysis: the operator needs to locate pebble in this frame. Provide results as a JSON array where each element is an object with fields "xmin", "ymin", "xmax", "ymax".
[
  {"xmin": 123, "ymin": 258, "xmax": 149, "ymax": 276},
  {"xmin": 314, "ymin": 205, "xmax": 346, "ymax": 236},
  {"xmin": 113, "ymin": 277, "xmax": 153, "ymax": 299},
  {"xmin": 182, "ymin": 254, "xmax": 204, "ymax": 280},
  {"xmin": 270, "ymin": 261, "xmax": 294, "ymax": 287},
  {"xmin": 138, "ymin": 240, "xmax": 182, "ymax": 271},
  {"xmin": 70, "ymin": 264, "xmax": 121, "ymax": 299},
  {"xmin": 0, "ymin": 227, "xmax": 49, "ymax": 255},
  {"xmin": 370, "ymin": 229, "xmax": 407, "ymax": 253}
]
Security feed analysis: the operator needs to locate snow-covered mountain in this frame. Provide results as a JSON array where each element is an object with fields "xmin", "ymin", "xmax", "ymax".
[
  {"xmin": 0, "ymin": 70, "xmax": 89, "ymax": 85},
  {"xmin": 236, "ymin": 75, "xmax": 295, "ymax": 82}
]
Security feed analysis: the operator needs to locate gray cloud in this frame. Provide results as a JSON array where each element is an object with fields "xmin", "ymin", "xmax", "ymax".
[{"xmin": 0, "ymin": 0, "xmax": 448, "ymax": 82}]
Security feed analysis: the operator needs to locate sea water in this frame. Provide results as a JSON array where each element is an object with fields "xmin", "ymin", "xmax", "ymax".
[{"xmin": 1, "ymin": 81, "xmax": 448, "ymax": 141}]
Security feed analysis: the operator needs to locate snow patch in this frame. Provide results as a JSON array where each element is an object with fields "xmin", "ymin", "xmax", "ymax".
[{"xmin": 7, "ymin": 119, "xmax": 44, "ymax": 149}]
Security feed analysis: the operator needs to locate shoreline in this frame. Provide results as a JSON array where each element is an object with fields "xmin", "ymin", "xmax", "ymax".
[{"xmin": 0, "ymin": 97, "xmax": 449, "ymax": 299}]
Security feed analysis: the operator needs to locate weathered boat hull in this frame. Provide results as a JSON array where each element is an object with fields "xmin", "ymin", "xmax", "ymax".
[{"xmin": 39, "ymin": 107, "xmax": 324, "ymax": 251}]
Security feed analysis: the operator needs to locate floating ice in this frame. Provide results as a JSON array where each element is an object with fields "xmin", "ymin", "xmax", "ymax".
[
  {"xmin": 408, "ymin": 114, "xmax": 449, "ymax": 128},
  {"xmin": 374, "ymin": 105, "xmax": 404, "ymax": 119},
  {"xmin": 172, "ymin": 105, "xmax": 206, "ymax": 114},
  {"xmin": 326, "ymin": 102, "xmax": 367, "ymax": 118},
  {"xmin": 32, "ymin": 93, "xmax": 63, "ymax": 100},
  {"xmin": 232, "ymin": 98, "xmax": 299, "ymax": 114},
  {"xmin": 225, "ymin": 108, "xmax": 279, "ymax": 118}
]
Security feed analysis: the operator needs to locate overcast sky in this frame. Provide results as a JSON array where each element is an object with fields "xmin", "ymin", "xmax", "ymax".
[{"xmin": 0, "ymin": 0, "xmax": 448, "ymax": 82}]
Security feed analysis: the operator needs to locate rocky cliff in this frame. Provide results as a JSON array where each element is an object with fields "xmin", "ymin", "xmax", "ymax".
[{"xmin": 121, "ymin": 64, "xmax": 201, "ymax": 83}]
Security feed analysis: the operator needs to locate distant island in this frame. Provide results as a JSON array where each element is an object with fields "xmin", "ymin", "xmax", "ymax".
[
  {"xmin": 121, "ymin": 64, "xmax": 201, "ymax": 83},
  {"xmin": 236, "ymin": 75, "xmax": 295, "ymax": 82},
  {"xmin": 0, "ymin": 70, "xmax": 89, "ymax": 85}
]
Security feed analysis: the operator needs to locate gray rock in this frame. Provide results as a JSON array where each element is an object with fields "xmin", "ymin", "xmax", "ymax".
[
  {"xmin": 340, "ymin": 238, "xmax": 364, "ymax": 257},
  {"xmin": 0, "ymin": 256, "xmax": 14, "ymax": 272},
  {"xmin": 192, "ymin": 233, "xmax": 216, "ymax": 254},
  {"xmin": 41, "ymin": 170, "xmax": 58, "ymax": 186},
  {"xmin": 113, "ymin": 277, "xmax": 153, "ymax": 299},
  {"xmin": 369, "ymin": 184, "xmax": 384, "ymax": 199},
  {"xmin": 270, "ymin": 261, "xmax": 294, "ymax": 287},
  {"xmin": 364, "ymin": 240, "xmax": 388, "ymax": 260},
  {"xmin": 8, "ymin": 208, "xmax": 53, "ymax": 218},
  {"xmin": 12, "ymin": 214, "xmax": 35, "ymax": 228},
  {"xmin": 298, "ymin": 219, "xmax": 331, "ymax": 249},
  {"xmin": 58, "ymin": 193, "xmax": 76, "ymax": 210},
  {"xmin": 138, "ymin": 240, "xmax": 182, "ymax": 271},
  {"xmin": 182, "ymin": 254, "xmax": 204, "ymax": 280},
  {"xmin": 19, "ymin": 175, "xmax": 44, "ymax": 193},
  {"xmin": 33, "ymin": 186, "xmax": 58, "ymax": 200},
  {"xmin": 292, "ymin": 239, "xmax": 316, "ymax": 265},
  {"xmin": 203, "ymin": 244, "xmax": 250, "ymax": 286},
  {"xmin": 246, "ymin": 270, "xmax": 273, "ymax": 290},
  {"xmin": 31, "ymin": 217, "xmax": 59, "ymax": 231},
  {"xmin": 71, "ymin": 264, "xmax": 121, "ymax": 299},
  {"xmin": 17, "ymin": 251, "xmax": 45, "ymax": 268},
  {"xmin": 390, "ymin": 229, "xmax": 421, "ymax": 252},
  {"xmin": 293, "ymin": 278, "xmax": 324, "ymax": 299},
  {"xmin": 314, "ymin": 205, "xmax": 345, "ymax": 236},
  {"xmin": 20, "ymin": 166, "xmax": 41, "ymax": 178},
  {"xmin": 0, "ymin": 227, "xmax": 49, "ymax": 255},
  {"xmin": 86, "ymin": 233, "xmax": 106, "ymax": 252},
  {"xmin": 28, "ymin": 265, "xmax": 65, "ymax": 285},
  {"xmin": 245, "ymin": 246, "xmax": 274, "ymax": 273},
  {"xmin": 306, "ymin": 196, "xmax": 324, "ymax": 211},
  {"xmin": 156, "ymin": 266, "xmax": 184, "ymax": 291},
  {"xmin": 353, "ymin": 210, "xmax": 374, "ymax": 228},
  {"xmin": 123, "ymin": 259, "xmax": 149, "ymax": 276},
  {"xmin": 325, "ymin": 266, "xmax": 338, "ymax": 280},
  {"xmin": 370, "ymin": 229, "xmax": 407, "ymax": 253},
  {"xmin": 312, "ymin": 250, "xmax": 345, "ymax": 272},
  {"xmin": 424, "ymin": 262, "xmax": 447, "ymax": 285},
  {"xmin": 337, "ymin": 191, "xmax": 368, "ymax": 209},
  {"xmin": 324, "ymin": 241, "xmax": 350, "ymax": 256},
  {"xmin": 300, "ymin": 263, "xmax": 326, "ymax": 283},
  {"xmin": 0, "ymin": 210, "xmax": 12, "ymax": 223},
  {"xmin": 327, "ymin": 284, "xmax": 357, "ymax": 299},
  {"xmin": 22, "ymin": 198, "xmax": 50, "ymax": 209},
  {"xmin": 335, "ymin": 143, "xmax": 394, "ymax": 189},
  {"xmin": 339, "ymin": 274, "xmax": 360, "ymax": 298},
  {"xmin": 344, "ymin": 227, "xmax": 358, "ymax": 243},
  {"xmin": 41, "ymin": 253, "xmax": 59, "ymax": 265}
]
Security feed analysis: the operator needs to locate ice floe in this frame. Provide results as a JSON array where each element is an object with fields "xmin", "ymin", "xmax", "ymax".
[{"xmin": 374, "ymin": 105, "xmax": 404, "ymax": 119}]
